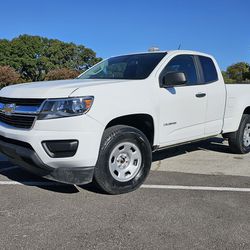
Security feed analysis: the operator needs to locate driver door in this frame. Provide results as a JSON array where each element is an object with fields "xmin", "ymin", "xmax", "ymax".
[{"xmin": 158, "ymin": 54, "xmax": 207, "ymax": 146}]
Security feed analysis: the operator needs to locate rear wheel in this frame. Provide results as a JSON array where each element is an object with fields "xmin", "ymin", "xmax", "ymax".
[
  {"xmin": 94, "ymin": 125, "xmax": 152, "ymax": 194},
  {"xmin": 228, "ymin": 114, "xmax": 250, "ymax": 154}
]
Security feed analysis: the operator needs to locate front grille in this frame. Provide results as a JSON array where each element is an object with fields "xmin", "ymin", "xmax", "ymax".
[
  {"xmin": 0, "ymin": 113, "xmax": 36, "ymax": 129},
  {"xmin": 0, "ymin": 97, "xmax": 45, "ymax": 129},
  {"xmin": 0, "ymin": 97, "xmax": 45, "ymax": 106}
]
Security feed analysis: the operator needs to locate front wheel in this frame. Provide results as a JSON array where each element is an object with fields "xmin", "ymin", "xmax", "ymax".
[
  {"xmin": 94, "ymin": 125, "xmax": 152, "ymax": 194},
  {"xmin": 228, "ymin": 114, "xmax": 250, "ymax": 154}
]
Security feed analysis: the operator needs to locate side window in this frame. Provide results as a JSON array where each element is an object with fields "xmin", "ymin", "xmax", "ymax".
[
  {"xmin": 199, "ymin": 56, "xmax": 218, "ymax": 83},
  {"xmin": 162, "ymin": 55, "xmax": 198, "ymax": 85}
]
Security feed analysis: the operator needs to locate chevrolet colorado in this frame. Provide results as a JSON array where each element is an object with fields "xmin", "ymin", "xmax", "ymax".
[{"xmin": 0, "ymin": 50, "xmax": 250, "ymax": 194}]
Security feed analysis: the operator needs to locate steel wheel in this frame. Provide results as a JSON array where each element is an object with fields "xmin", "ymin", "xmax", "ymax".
[
  {"xmin": 94, "ymin": 125, "xmax": 152, "ymax": 194},
  {"xmin": 109, "ymin": 142, "xmax": 142, "ymax": 182},
  {"xmin": 243, "ymin": 123, "xmax": 250, "ymax": 147}
]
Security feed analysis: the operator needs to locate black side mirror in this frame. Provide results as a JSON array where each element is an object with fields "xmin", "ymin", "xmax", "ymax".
[{"xmin": 161, "ymin": 72, "xmax": 187, "ymax": 87}]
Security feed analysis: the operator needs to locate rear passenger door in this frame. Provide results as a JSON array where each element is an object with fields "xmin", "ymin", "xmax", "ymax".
[{"xmin": 197, "ymin": 56, "xmax": 226, "ymax": 136}]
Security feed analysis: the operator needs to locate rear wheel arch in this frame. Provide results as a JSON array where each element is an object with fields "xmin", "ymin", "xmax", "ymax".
[
  {"xmin": 224, "ymin": 106, "xmax": 250, "ymax": 137},
  {"xmin": 227, "ymin": 114, "xmax": 250, "ymax": 154}
]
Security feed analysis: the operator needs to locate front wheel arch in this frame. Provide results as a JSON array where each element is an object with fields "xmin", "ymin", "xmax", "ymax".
[{"xmin": 104, "ymin": 114, "xmax": 155, "ymax": 147}]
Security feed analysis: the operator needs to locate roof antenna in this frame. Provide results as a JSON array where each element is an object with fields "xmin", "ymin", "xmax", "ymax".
[{"xmin": 178, "ymin": 44, "xmax": 181, "ymax": 50}]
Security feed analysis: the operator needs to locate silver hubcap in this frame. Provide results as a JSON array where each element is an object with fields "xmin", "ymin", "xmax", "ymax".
[
  {"xmin": 243, "ymin": 123, "xmax": 250, "ymax": 147},
  {"xmin": 109, "ymin": 142, "xmax": 142, "ymax": 182}
]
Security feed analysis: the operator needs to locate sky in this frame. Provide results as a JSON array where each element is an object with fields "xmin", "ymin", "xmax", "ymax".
[{"xmin": 0, "ymin": 0, "xmax": 249, "ymax": 70}]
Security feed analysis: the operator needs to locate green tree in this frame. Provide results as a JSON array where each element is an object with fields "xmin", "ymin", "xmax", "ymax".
[
  {"xmin": 243, "ymin": 71, "xmax": 250, "ymax": 81},
  {"xmin": 0, "ymin": 35, "xmax": 102, "ymax": 82},
  {"xmin": 45, "ymin": 68, "xmax": 80, "ymax": 81},
  {"xmin": 222, "ymin": 71, "xmax": 235, "ymax": 83},
  {"xmin": 0, "ymin": 66, "xmax": 21, "ymax": 88},
  {"xmin": 226, "ymin": 62, "xmax": 249, "ymax": 82}
]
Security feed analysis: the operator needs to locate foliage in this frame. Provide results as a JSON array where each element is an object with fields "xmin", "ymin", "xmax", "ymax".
[
  {"xmin": 45, "ymin": 68, "xmax": 80, "ymax": 81},
  {"xmin": 0, "ymin": 66, "xmax": 21, "ymax": 88},
  {"xmin": 0, "ymin": 35, "xmax": 102, "ymax": 82},
  {"xmin": 243, "ymin": 71, "xmax": 250, "ymax": 80},
  {"xmin": 222, "ymin": 71, "xmax": 235, "ymax": 83},
  {"xmin": 1, "ymin": 35, "xmax": 249, "ymax": 86},
  {"xmin": 223, "ymin": 62, "xmax": 250, "ymax": 83}
]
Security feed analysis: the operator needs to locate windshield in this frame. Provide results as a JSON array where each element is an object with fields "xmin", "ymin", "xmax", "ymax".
[{"xmin": 78, "ymin": 52, "xmax": 167, "ymax": 80}]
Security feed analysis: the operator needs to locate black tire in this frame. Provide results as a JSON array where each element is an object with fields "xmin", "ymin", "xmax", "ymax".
[
  {"xmin": 94, "ymin": 125, "xmax": 152, "ymax": 194},
  {"xmin": 228, "ymin": 114, "xmax": 250, "ymax": 154}
]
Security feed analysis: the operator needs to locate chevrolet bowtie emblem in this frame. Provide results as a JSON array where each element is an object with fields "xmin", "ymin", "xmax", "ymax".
[{"xmin": 1, "ymin": 103, "xmax": 16, "ymax": 115}]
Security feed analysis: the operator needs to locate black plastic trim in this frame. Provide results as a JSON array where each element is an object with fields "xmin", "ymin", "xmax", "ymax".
[
  {"xmin": 0, "ymin": 97, "xmax": 45, "ymax": 106},
  {"xmin": 0, "ymin": 135, "xmax": 33, "ymax": 149},
  {"xmin": 0, "ymin": 136, "xmax": 94, "ymax": 185},
  {"xmin": 42, "ymin": 140, "xmax": 79, "ymax": 158},
  {"xmin": 195, "ymin": 93, "xmax": 206, "ymax": 98}
]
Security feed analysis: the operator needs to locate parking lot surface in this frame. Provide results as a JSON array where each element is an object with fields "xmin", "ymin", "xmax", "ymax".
[{"xmin": 0, "ymin": 137, "xmax": 250, "ymax": 249}]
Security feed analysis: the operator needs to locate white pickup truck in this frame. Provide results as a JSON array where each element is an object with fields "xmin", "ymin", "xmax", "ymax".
[{"xmin": 0, "ymin": 50, "xmax": 250, "ymax": 194}]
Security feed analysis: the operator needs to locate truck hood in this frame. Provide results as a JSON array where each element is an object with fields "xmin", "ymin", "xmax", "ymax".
[{"xmin": 0, "ymin": 79, "xmax": 128, "ymax": 99}]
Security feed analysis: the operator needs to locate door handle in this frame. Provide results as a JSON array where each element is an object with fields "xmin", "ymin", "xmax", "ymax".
[{"xmin": 195, "ymin": 93, "xmax": 206, "ymax": 98}]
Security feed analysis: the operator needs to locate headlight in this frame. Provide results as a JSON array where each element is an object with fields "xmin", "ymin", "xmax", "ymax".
[{"xmin": 38, "ymin": 96, "xmax": 94, "ymax": 120}]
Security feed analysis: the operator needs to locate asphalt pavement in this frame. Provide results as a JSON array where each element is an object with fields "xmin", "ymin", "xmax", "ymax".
[{"xmin": 0, "ymin": 137, "xmax": 250, "ymax": 249}]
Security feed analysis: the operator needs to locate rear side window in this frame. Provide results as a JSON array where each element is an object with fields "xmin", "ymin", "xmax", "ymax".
[
  {"xmin": 199, "ymin": 56, "xmax": 218, "ymax": 83},
  {"xmin": 162, "ymin": 55, "xmax": 198, "ymax": 85}
]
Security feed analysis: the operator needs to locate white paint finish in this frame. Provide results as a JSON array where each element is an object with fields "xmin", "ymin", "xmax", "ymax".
[
  {"xmin": 223, "ymin": 84, "xmax": 250, "ymax": 133},
  {"xmin": 154, "ymin": 51, "xmax": 208, "ymax": 146},
  {"xmin": 157, "ymin": 84, "xmax": 207, "ymax": 145},
  {"xmin": 0, "ymin": 49, "xmax": 250, "ymax": 186},
  {"xmin": 202, "ymin": 56, "xmax": 226, "ymax": 136},
  {"xmin": 0, "ymin": 115, "xmax": 104, "ymax": 168},
  {"xmin": 204, "ymin": 80, "xmax": 226, "ymax": 136},
  {"xmin": 0, "ymin": 50, "xmax": 249, "ymax": 147},
  {"xmin": 0, "ymin": 79, "xmax": 128, "ymax": 99}
]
